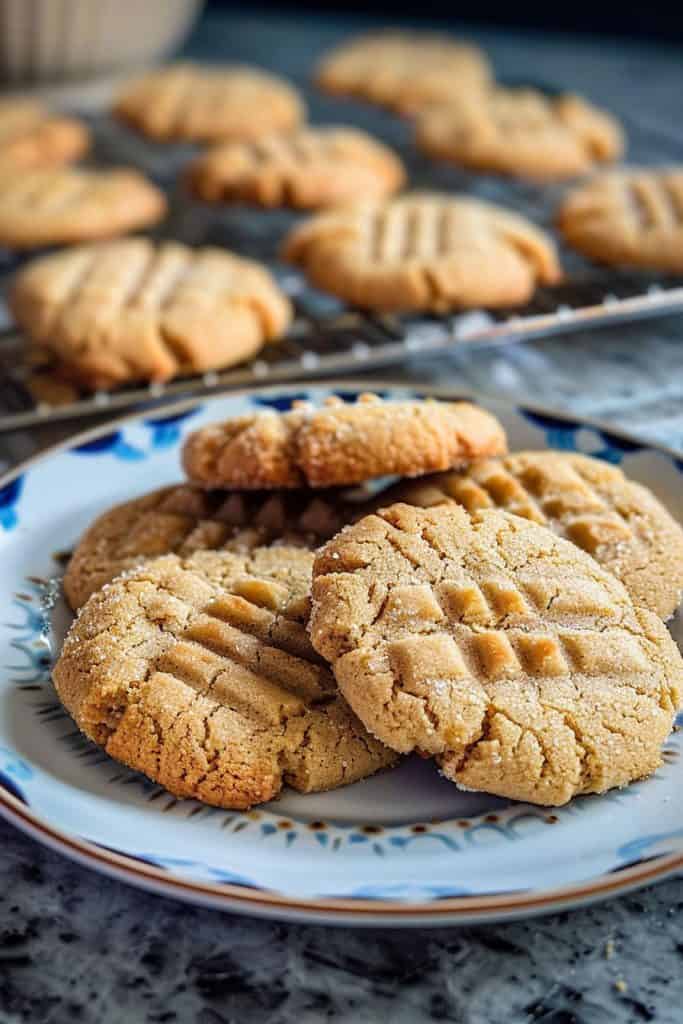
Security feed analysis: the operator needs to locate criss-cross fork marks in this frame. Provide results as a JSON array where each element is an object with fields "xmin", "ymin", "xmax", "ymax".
[
  {"xmin": 14, "ymin": 238, "xmax": 289, "ymax": 380},
  {"xmin": 623, "ymin": 174, "xmax": 683, "ymax": 233},
  {"xmin": 0, "ymin": 169, "xmax": 149, "ymax": 218},
  {"xmin": 413, "ymin": 458, "xmax": 635, "ymax": 557},
  {"xmin": 64, "ymin": 483, "xmax": 357, "ymax": 611},
  {"xmin": 367, "ymin": 202, "xmax": 474, "ymax": 264},
  {"xmin": 116, "ymin": 65, "xmax": 303, "ymax": 142},
  {"xmin": 57, "ymin": 543, "xmax": 397, "ymax": 808},
  {"xmin": 155, "ymin": 583, "xmax": 335, "ymax": 732},
  {"xmin": 151, "ymin": 486, "xmax": 348, "ymax": 554},
  {"xmin": 34, "ymin": 241, "xmax": 266, "ymax": 327},
  {"xmin": 376, "ymin": 563, "xmax": 644, "ymax": 691},
  {"xmin": 191, "ymin": 128, "xmax": 403, "ymax": 207},
  {"xmin": 568, "ymin": 174, "xmax": 683, "ymax": 235},
  {"xmin": 239, "ymin": 130, "xmax": 355, "ymax": 168},
  {"xmin": 388, "ymin": 624, "xmax": 651, "ymax": 698}
]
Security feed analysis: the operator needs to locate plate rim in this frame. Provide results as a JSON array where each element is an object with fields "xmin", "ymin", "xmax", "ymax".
[{"xmin": 1, "ymin": 377, "xmax": 682, "ymax": 926}]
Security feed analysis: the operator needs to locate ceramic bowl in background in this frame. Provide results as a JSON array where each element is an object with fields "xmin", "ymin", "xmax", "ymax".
[{"xmin": 0, "ymin": 0, "xmax": 204, "ymax": 83}]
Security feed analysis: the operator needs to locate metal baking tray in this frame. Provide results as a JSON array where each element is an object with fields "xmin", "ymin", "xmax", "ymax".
[{"xmin": 1, "ymin": 80, "xmax": 682, "ymax": 433}]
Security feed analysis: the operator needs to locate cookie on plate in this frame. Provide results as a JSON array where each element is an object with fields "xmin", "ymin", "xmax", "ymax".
[
  {"xmin": 182, "ymin": 393, "xmax": 507, "ymax": 490},
  {"xmin": 558, "ymin": 168, "xmax": 683, "ymax": 272},
  {"xmin": 0, "ymin": 167, "xmax": 166, "ymax": 250},
  {"xmin": 114, "ymin": 63, "xmax": 304, "ymax": 143},
  {"xmin": 63, "ymin": 482, "xmax": 371, "ymax": 610},
  {"xmin": 383, "ymin": 451, "xmax": 683, "ymax": 620},
  {"xmin": 416, "ymin": 88, "xmax": 623, "ymax": 181},
  {"xmin": 0, "ymin": 99, "xmax": 89, "ymax": 172},
  {"xmin": 309, "ymin": 502, "xmax": 683, "ymax": 806},
  {"xmin": 53, "ymin": 547, "xmax": 396, "ymax": 809},
  {"xmin": 315, "ymin": 31, "xmax": 491, "ymax": 115},
  {"xmin": 10, "ymin": 239, "xmax": 290, "ymax": 389},
  {"xmin": 186, "ymin": 126, "xmax": 405, "ymax": 209},
  {"xmin": 283, "ymin": 192, "xmax": 561, "ymax": 312}
]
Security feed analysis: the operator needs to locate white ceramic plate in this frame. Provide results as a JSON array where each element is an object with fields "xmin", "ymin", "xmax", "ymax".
[{"xmin": 0, "ymin": 381, "xmax": 682, "ymax": 927}]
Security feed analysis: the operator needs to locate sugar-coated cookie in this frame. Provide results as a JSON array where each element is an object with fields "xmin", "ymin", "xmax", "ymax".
[
  {"xmin": 182, "ymin": 394, "xmax": 508, "ymax": 490},
  {"xmin": 309, "ymin": 503, "xmax": 682, "ymax": 806},
  {"xmin": 54, "ymin": 547, "xmax": 396, "ymax": 809},
  {"xmin": 383, "ymin": 451, "xmax": 683, "ymax": 620}
]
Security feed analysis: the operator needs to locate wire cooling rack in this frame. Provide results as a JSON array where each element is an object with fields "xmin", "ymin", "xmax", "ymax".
[{"xmin": 1, "ymin": 87, "xmax": 683, "ymax": 434}]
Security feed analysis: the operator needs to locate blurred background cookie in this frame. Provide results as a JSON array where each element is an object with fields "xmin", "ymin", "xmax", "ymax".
[
  {"xmin": 315, "ymin": 31, "xmax": 491, "ymax": 114},
  {"xmin": 0, "ymin": 99, "xmax": 89, "ymax": 172},
  {"xmin": 283, "ymin": 192, "xmax": 561, "ymax": 312},
  {"xmin": 558, "ymin": 168, "xmax": 683, "ymax": 271},
  {"xmin": 0, "ymin": 167, "xmax": 166, "ymax": 249},
  {"xmin": 114, "ymin": 62, "xmax": 305, "ymax": 143},
  {"xmin": 10, "ymin": 238, "xmax": 291, "ymax": 388},
  {"xmin": 186, "ymin": 126, "xmax": 405, "ymax": 209},
  {"xmin": 416, "ymin": 88, "xmax": 623, "ymax": 181}
]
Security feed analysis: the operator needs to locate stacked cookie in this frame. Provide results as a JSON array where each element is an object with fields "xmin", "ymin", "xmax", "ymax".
[{"xmin": 53, "ymin": 395, "xmax": 683, "ymax": 810}]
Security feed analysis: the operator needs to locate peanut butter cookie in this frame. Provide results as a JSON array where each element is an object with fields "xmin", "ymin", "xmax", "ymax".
[
  {"xmin": 283, "ymin": 192, "xmax": 561, "ymax": 312},
  {"xmin": 416, "ymin": 88, "xmax": 623, "ymax": 181},
  {"xmin": 309, "ymin": 503, "xmax": 683, "ymax": 806},
  {"xmin": 0, "ymin": 167, "xmax": 166, "ymax": 250},
  {"xmin": 114, "ymin": 63, "xmax": 304, "ymax": 143},
  {"xmin": 315, "ymin": 31, "xmax": 491, "ymax": 115},
  {"xmin": 0, "ymin": 99, "xmax": 89, "ymax": 172},
  {"xmin": 383, "ymin": 451, "xmax": 683, "ymax": 620},
  {"xmin": 182, "ymin": 394, "xmax": 507, "ymax": 490},
  {"xmin": 63, "ymin": 482, "xmax": 369, "ymax": 610},
  {"xmin": 187, "ymin": 126, "xmax": 405, "ymax": 209},
  {"xmin": 11, "ymin": 239, "xmax": 290, "ymax": 389},
  {"xmin": 54, "ymin": 547, "xmax": 396, "ymax": 809},
  {"xmin": 558, "ymin": 168, "xmax": 683, "ymax": 271}
]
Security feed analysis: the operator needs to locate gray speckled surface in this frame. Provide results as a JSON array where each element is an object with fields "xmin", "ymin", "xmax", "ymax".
[
  {"xmin": 1, "ymin": 819, "xmax": 683, "ymax": 1023},
  {"xmin": 2, "ymin": 9, "xmax": 683, "ymax": 1024}
]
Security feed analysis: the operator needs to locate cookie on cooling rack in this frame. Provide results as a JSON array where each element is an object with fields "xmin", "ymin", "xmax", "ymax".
[
  {"xmin": 416, "ymin": 87, "xmax": 623, "ymax": 181},
  {"xmin": 63, "ymin": 482, "xmax": 372, "ymax": 609},
  {"xmin": 558, "ymin": 168, "xmax": 683, "ymax": 272},
  {"xmin": 181, "ymin": 393, "xmax": 508, "ymax": 490},
  {"xmin": 0, "ymin": 99, "xmax": 89, "ymax": 172},
  {"xmin": 309, "ymin": 502, "xmax": 683, "ymax": 806},
  {"xmin": 383, "ymin": 451, "xmax": 683, "ymax": 620},
  {"xmin": 0, "ymin": 167, "xmax": 166, "ymax": 250},
  {"xmin": 283, "ymin": 192, "xmax": 561, "ymax": 312},
  {"xmin": 114, "ymin": 63, "xmax": 304, "ymax": 143},
  {"xmin": 315, "ymin": 31, "xmax": 491, "ymax": 114},
  {"xmin": 10, "ymin": 239, "xmax": 291, "ymax": 389},
  {"xmin": 186, "ymin": 126, "xmax": 405, "ymax": 209},
  {"xmin": 54, "ymin": 547, "xmax": 396, "ymax": 809}
]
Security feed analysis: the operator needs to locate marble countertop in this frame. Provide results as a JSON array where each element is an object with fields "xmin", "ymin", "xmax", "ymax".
[{"xmin": 2, "ymin": 9, "xmax": 683, "ymax": 1024}]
